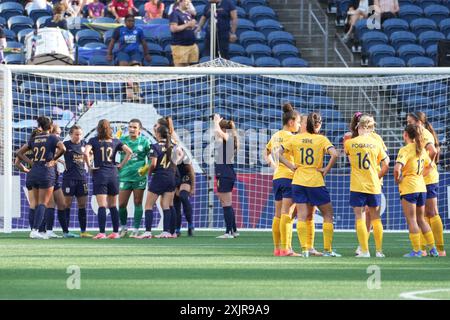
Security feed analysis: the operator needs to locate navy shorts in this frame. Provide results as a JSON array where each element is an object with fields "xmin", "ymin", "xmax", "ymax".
[
  {"xmin": 401, "ymin": 192, "xmax": 427, "ymax": 207},
  {"xmin": 54, "ymin": 177, "xmax": 62, "ymax": 191},
  {"xmin": 426, "ymin": 183, "xmax": 438, "ymax": 199},
  {"xmin": 27, "ymin": 178, "xmax": 55, "ymax": 189},
  {"xmin": 26, "ymin": 176, "xmax": 33, "ymax": 191},
  {"xmin": 27, "ymin": 169, "xmax": 55, "ymax": 189},
  {"xmin": 176, "ymin": 175, "xmax": 192, "ymax": 187},
  {"xmin": 350, "ymin": 191, "xmax": 381, "ymax": 208},
  {"xmin": 63, "ymin": 179, "xmax": 88, "ymax": 197},
  {"xmin": 92, "ymin": 175, "xmax": 119, "ymax": 196},
  {"xmin": 273, "ymin": 178, "xmax": 292, "ymax": 201},
  {"xmin": 116, "ymin": 51, "xmax": 142, "ymax": 64},
  {"xmin": 217, "ymin": 176, "xmax": 235, "ymax": 193},
  {"xmin": 148, "ymin": 176, "xmax": 176, "ymax": 195},
  {"xmin": 292, "ymin": 185, "xmax": 331, "ymax": 206}
]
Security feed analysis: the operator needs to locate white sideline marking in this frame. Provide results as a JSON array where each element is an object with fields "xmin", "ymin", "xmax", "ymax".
[{"xmin": 399, "ymin": 288, "xmax": 450, "ymax": 300}]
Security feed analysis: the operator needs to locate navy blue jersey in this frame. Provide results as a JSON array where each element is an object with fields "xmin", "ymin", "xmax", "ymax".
[
  {"xmin": 63, "ymin": 140, "xmax": 87, "ymax": 181},
  {"xmin": 87, "ymin": 137, "xmax": 124, "ymax": 175},
  {"xmin": 215, "ymin": 138, "xmax": 236, "ymax": 179},
  {"xmin": 149, "ymin": 141, "xmax": 177, "ymax": 177},
  {"xmin": 203, "ymin": 0, "xmax": 236, "ymax": 33},
  {"xmin": 28, "ymin": 133, "xmax": 60, "ymax": 168},
  {"xmin": 170, "ymin": 8, "xmax": 196, "ymax": 45}
]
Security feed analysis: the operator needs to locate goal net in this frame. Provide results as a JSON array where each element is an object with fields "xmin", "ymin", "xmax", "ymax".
[{"xmin": 1, "ymin": 60, "xmax": 449, "ymax": 233}]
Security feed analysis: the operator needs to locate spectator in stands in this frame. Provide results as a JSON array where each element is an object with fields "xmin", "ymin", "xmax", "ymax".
[
  {"xmin": 87, "ymin": 0, "xmax": 105, "ymax": 18},
  {"xmin": 44, "ymin": 3, "xmax": 69, "ymax": 29},
  {"xmin": 144, "ymin": 0, "xmax": 164, "ymax": 21},
  {"xmin": 109, "ymin": 0, "xmax": 138, "ymax": 22},
  {"xmin": 374, "ymin": 0, "xmax": 399, "ymax": 23},
  {"xmin": 25, "ymin": 0, "xmax": 49, "ymax": 16},
  {"xmin": 107, "ymin": 14, "xmax": 151, "ymax": 66},
  {"xmin": 0, "ymin": 26, "xmax": 6, "ymax": 64},
  {"xmin": 170, "ymin": 0, "xmax": 199, "ymax": 66},
  {"xmin": 342, "ymin": 0, "xmax": 373, "ymax": 43},
  {"xmin": 168, "ymin": 0, "xmax": 196, "ymax": 17},
  {"xmin": 197, "ymin": 0, "xmax": 238, "ymax": 60},
  {"xmin": 62, "ymin": 0, "xmax": 83, "ymax": 17}
]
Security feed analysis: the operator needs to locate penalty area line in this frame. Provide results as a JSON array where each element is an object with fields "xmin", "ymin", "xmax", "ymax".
[{"xmin": 399, "ymin": 288, "xmax": 450, "ymax": 300}]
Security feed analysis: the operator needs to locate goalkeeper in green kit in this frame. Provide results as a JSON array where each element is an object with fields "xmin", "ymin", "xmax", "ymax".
[{"xmin": 118, "ymin": 119, "xmax": 151, "ymax": 238}]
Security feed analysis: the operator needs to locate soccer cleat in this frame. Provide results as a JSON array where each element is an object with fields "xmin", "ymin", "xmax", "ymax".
[
  {"xmin": 39, "ymin": 232, "xmax": 50, "ymax": 240},
  {"xmin": 188, "ymin": 227, "xmax": 194, "ymax": 237},
  {"xmin": 119, "ymin": 227, "xmax": 128, "ymax": 238},
  {"xmin": 429, "ymin": 247, "xmax": 439, "ymax": 257},
  {"xmin": 355, "ymin": 251, "xmax": 371, "ymax": 258},
  {"xmin": 302, "ymin": 251, "xmax": 310, "ymax": 258},
  {"xmin": 288, "ymin": 251, "xmax": 303, "ymax": 257},
  {"xmin": 93, "ymin": 233, "xmax": 107, "ymax": 240},
  {"xmin": 421, "ymin": 250, "xmax": 428, "ymax": 257},
  {"xmin": 80, "ymin": 232, "xmax": 93, "ymax": 238},
  {"xmin": 273, "ymin": 248, "xmax": 281, "ymax": 256},
  {"xmin": 323, "ymin": 250, "xmax": 342, "ymax": 257},
  {"xmin": 355, "ymin": 246, "xmax": 362, "ymax": 256},
  {"xmin": 403, "ymin": 251, "xmax": 422, "ymax": 258},
  {"xmin": 232, "ymin": 232, "xmax": 240, "ymax": 237},
  {"xmin": 216, "ymin": 233, "xmax": 234, "ymax": 239},
  {"xmin": 375, "ymin": 251, "xmax": 385, "ymax": 258},
  {"xmin": 309, "ymin": 248, "xmax": 324, "ymax": 257},
  {"xmin": 172, "ymin": 233, "xmax": 179, "ymax": 238},
  {"xmin": 30, "ymin": 230, "xmax": 47, "ymax": 239},
  {"xmin": 136, "ymin": 231, "xmax": 152, "ymax": 239},
  {"xmin": 63, "ymin": 232, "xmax": 79, "ymax": 238},
  {"xmin": 46, "ymin": 231, "xmax": 62, "ymax": 239},
  {"xmin": 129, "ymin": 230, "xmax": 141, "ymax": 238},
  {"xmin": 438, "ymin": 250, "xmax": 446, "ymax": 257},
  {"xmin": 154, "ymin": 231, "xmax": 174, "ymax": 238},
  {"xmin": 107, "ymin": 232, "xmax": 120, "ymax": 239}
]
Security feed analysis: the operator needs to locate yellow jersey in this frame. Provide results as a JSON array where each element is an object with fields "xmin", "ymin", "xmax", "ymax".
[
  {"xmin": 371, "ymin": 131, "xmax": 388, "ymax": 185},
  {"xmin": 396, "ymin": 143, "xmax": 431, "ymax": 196},
  {"xmin": 266, "ymin": 130, "xmax": 295, "ymax": 180},
  {"xmin": 422, "ymin": 128, "xmax": 439, "ymax": 185},
  {"xmin": 283, "ymin": 132, "xmax": 334, "ymax": 187},
  {"xmin": 344, "ymin": 135, "xmax": 388, "ymax": 194}
]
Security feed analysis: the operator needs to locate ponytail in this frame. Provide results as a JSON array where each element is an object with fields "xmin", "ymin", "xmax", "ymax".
[
  {"xmin": 408, "ymin": 111, "xmax": 440, "ymax": 162},
  {"xmin": 219, "ymin": 119, "xmax": 239, "ymax": 154},
  {"xmin": 281, "ymin": 102, "xmax": 299, "ymax": 126},
  {"xmin": 405, "ymin": 124, "xmax": 424, "ymax": 157},
  {"xmin": 157, "ymin": 125, "xmax": 173, "ymax": 161}
]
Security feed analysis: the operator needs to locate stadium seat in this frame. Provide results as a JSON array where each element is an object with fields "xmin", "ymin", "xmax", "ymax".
[
  {"xmin": 272, "ymin": 43, "xmax": 299, "ymax": 61},
  {"xmin": 382, "ymin": 18, "xmax": 409, "ymax": 37},
  {"xmin": 242, "ymin": 82, "xmax": 270, "ymax": 96},
  {"xmin": 407, "ymin": 56, "xmax": 435, "ymax": 66},
  {"xmin": 0, "ymin": 2, "xmax": 23, "ymax": 20},
  {"xmin": 147, "ymin": 55, "xmax": 170, "ymax": 66},
  {"xmin": 399, "ymin": 5, "xmax": 423, "ymax": 24},
  {"xmin": 230, "ymin": 55, "xmax": 254, "ymax": 66},
  {"xmin": 431, "ymin": 96, "xmax": 448, "ymax": 109},
  {"xmin": 225, "ymin": 94, "xmax": 254, "ymax": 108},
  {"xmin": 271, "ymin": 82, "xmax": 297, "ymax": 97},
  {"xmin": 89, "ymin": 55, "xmax": 113, "ymax": 66},
  {"xmin": 354, "ymin": 19, "xmax": 370, "ymax": 41},
  {"xmin": 216, "ymin": 82, "xmax": 243, "ymax": 97},
  {"xmin": 194, "ymin": 4, "xmax": 205, "ymax": 19},
  {"xmin": 239, "ymin": 30, "xmax": 266, "ymax": 47},
  {"xmin": 255, "ymin": 19, "xmax": 282, "ymax": 37},
  {"xmin": 389, "ymin": 31, "xmax": 416, "ymax": 50},
  {"xmin": 368, "ymin": 44, "xmax": 395, "ymax": 66},
  {"xmin": 425, "ymin": 81, "xmax": 448, "ymax": 97},
  {"xmin": 279, "ymin": 95, "xmax": 306, "ymax": 108},
  {"xmin": 8, "ymin": 15, "xmax": 33, "ymax": 34},
  {"xmin": 199, "ymin": 56, "xmax": 211, "ymax": 63},
  {"xmin": 169, "ymin": 94, "xmax": 194, "ymax": 108},
  {"xmin": 361, "ymin": 31, "xmax": 389, "ymax": 54},
  {"xmin": 248, "ymin": 6, "xmax": 277, "ymax": 22},
  {"xmin": 326, "ymin": 122, "xmax": 348, "ymax": 136},
  {"xmin": 83, "ymin": 42, "xmax": 107, "ymax": 50},
  {"xmin": 255, "ymin": 56, "xmax": 281, "ymax": 67},
  {"xmin": 93, "ymin": 17, "xmax": 115, "ymax": 24},
  {"xmin": 336, "ymin": 0, "xmax": 351, "ymax": 26},
  {"xmin": 5, "ymin": 40, "xmax": 23, "ymax": 52},
  {"xmin": 281, "ymin": 57, "xmax": 309, "ymax": 67},
  {"xmin": 260, "ymin": 107, "xmax": 282, "ymax": 121},
  {"xmin": 403, "ymin": 94, "xmax": 433, "ymax": 110},
  {"xmin": 255, "ymin": 94, "xmax": 279, "ymax": 108},
  {"xmin": 103, "ymin": 29, "xmax": 114, "ymax": 44},
  {"xmin": 229, "ymin": 43, "xmax": 246, "ymax": 57},
  {"xmin": 410, "ymin": 18, "xmax": 438, "ymax": 36},
  {"xmin": 35, "ymin": 15, "xmax": 51, "ymax": 29},
  {"xmin": 17, "ymin": 28, "xmax": 33, "ymax": 43},
  {"xmin": 424, "ymin": 4, "xmax": 450, "ymax": 24},
  {"xmin": 439, "ymin": 17, "xmax": 450, "ymax": 36},
  {"xmin": 320, "ymin": 109, "xmax": 343, "ymax": 122},
  {"xmin": 146, "ymin": 42, "xmax": 163, "ymax": 56},
  {"xmin": 235, "ymin": 6, "xmax": 247, "ymax": 19},
  {"xmin": 147, "ymin": 18, "xmax": 170, "ymax": 25},
  {"xmin": 21, "ymin": 80, "xmax": 47, "ymax": 93},
  {"xmin": 245, "ymin": 43, "xmax": 271, "ymax": 59},
  {"xmin": 156, "ymin": 28, "xmax": 172, "ymax": 48},
  {"xmin": 419, "ymin": 0, "xmax": 442, "ymax": 9},
  {"xmin": 76, "ymin": 29, "xmax": 102, "ymax": 47},
  {"xmin": 418, "ymin": 30, "xmax": 445, "ymax": 49},
  {"xmin": 3, "ymin": 28, "xmax": 16, "ymax": 41},
  {"xmin": 163, "ymin": 44, "xmax": 172, "ymax": 58},
  {"xmin": 241, "ymin": 0, "xmax": 267, "ymax": 11},
  {"xmin": 299, "ymin": 83, "xmax": 326, "ymax": 96},
  {"xmin": 377, "ymin": 56, "xmax": 406, "ymax": 67},
  {"xmin": 29, "ymin": 7, "xmax": 52, "ymax": 23},
  {"xmin": 267, "ymin": 31, "xmax": 295, "ymax": 47},
  {"xmin": 0, "ymin": 16, "xmax": 5, "ymax": 26},
  {"xmin": 236, "ymin": 19, "xmax": 256, "ymax": 37},
  {"xmin": 426, "ymin": 43, "xmax": 437, "ymax": 61},
  {"xmin": 308, "ymin": 96, "xmax": 336, "ymax": 109},
  {"xmin": 397, "ymin": 44, "xmax": 426, "ymax": 63}
]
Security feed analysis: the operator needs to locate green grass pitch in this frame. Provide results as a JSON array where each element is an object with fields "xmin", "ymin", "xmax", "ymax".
[{"xmin": 0, "ymin": 231, "xmax": 449, "ymax": 300}]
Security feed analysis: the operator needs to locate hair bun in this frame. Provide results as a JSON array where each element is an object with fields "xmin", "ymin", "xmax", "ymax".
[{"xmin": 282, "ymin": 103, "xmax": 294, "ymax": 113}]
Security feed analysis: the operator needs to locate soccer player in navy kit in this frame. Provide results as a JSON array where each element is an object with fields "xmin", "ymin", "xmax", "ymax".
[
  {"xmin": 63, "ymin": 125, "xmax": 93, "ymax": 238},
  {"xmin": 174, "ymin": 156, "xmax": 195, "ymax": 237},
  {"xmin": 213, "ymin": 114, "xmax": 239, "ymax": 239},
  {"xmin": 16, "ymin": 116, "xmax": 66, "ymax": 239},
  {"xmin": 84, "ymin": 119, "xmax": 132, "ymax": 239}
]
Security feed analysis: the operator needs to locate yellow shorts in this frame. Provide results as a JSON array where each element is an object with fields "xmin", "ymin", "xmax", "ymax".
[{"xmin": 171, "ymin": 44, "xmax": 199, "ymax": 65}]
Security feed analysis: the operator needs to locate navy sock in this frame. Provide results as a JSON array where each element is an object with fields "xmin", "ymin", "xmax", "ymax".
[
  {"xmin": 28, "ymin": 208, "xmax": 35, "ymax": 230},
  {"xmin": 39, "ymin": 218, "xmax": 46, "ymax": 233},
  {"xmin": 170, "ymin": 206, "xmax": 177, "ymax": 234},
  {"xmin": 109, "ymin": 207, "xmax": 120, "ymax": 233},
  {"xmin": 223, "ymin": 206, "xmax": 233, "ymax": 233},
  {"xmin": 57, "ymin": 209, "xmax": 68, "ymax": 233},
  {"xmin": 174, "ymin": 195, "xmax": 182, "ymax": 230},
  {"xmin": 179, "ymin": 190, "xmax": 193, "ymax": 225},
  {"xmin": 163, "ymin": 209, "xmax": 171, "ymax": 232},
  {"xmin": 98, "ymin": 207, "xmax": 107, "ymax": 233},
  {"xmin": 78, "ymin": 208, "xmax": 87, "ymax": 232},
  {"xmin": 145, "ymin": 209, "xmax": 153, "ymax": 231},
  {"xmin": 231, "ymin": 206, "xmax": 237, "ymax": 233},
  {"xmin": 65, "ymin": 208, "xmax": 71, "ymax": 230},
  {"xmin": 45, "ymin": 208, "xmax": 55, "ymax": 231},
  {"xmin": 33, "ymin": 204, "xmax": 46, "ymax": 230}
]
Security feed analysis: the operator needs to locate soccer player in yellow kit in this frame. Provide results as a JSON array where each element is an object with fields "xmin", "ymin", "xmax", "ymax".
[
  {"xmin": 394, "ymin": 124, "xmax": 439, "ymax": 258},
  {"xmin": 344, "ymin": 115, "xmax": 389, "ymax": 258},
  {"xmin": 279, "ymin": 112, "xmax": 340, "ymax": 257},
  {"xmin": 407, "ymin": 112, "xmax": 445, "ymax": 257}
]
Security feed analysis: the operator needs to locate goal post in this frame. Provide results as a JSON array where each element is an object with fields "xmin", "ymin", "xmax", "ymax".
[{"xmin": 1, "ymin": 61, "xmax": 449, "ymax": 233}]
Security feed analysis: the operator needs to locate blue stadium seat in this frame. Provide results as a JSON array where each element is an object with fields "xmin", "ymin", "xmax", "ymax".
[
  {"xmin": 272, "ymin": 43, "xmax": 299, "ymax": 61},
  {"xmin": 89, "ymin": 55, "xmax": 113, "ymax": 66},
  {"xmin": 407, "ymin": 56, "xmax": 435, "ymax": 66},
  {"xmin": 146, "ymin": 42, "xmax": 163, "ymax": 56},
  {"xmin": 93, "ymin": 17, "xmax": 115, "ymax": 24},
  {"xmin": 0, "ymin": 2, "xmax": 23, "ymax": 20},
  {"xmin": 236, "ymin": 19, "xmax": 255, "ymax": 37},
  {"xmin": 419, "ymin": 0, "xmax": 442, "ymax": 9},
  {"xmin": 354, "ymin": 19, "xmax": 370, "ymax": 41},
  {"xmin": 255, "ymin": 95, "xmax": 279, "ymax": 108},
  {"xmin": 147, "ymin": 18, "xmax": 170, "ymax": 25},
  {"xmin": 235, "ymin": 6, "xmax": 247, "ymax": 19},
  {"xmin": 15, "ymin": 105, "xmax": 36, "ymax": 120},
  {"xmin": 320, "ymin": 109, "xmax": 343, "ymax": 122},
  {"xmin": 399, "ymin": 5, "xmax": 423, "ymax": 24},
  {"xmin": 216, "ymin": 82, "xmax": 243, "ymax": 97},
  {"xmin": 29, "ymin": 7, "xmax": 52, "ymax": 23},
  {"xmin": 156, "ymin": 28, "xmax": 172, "ymax": 48},
  {"xmin": 0, "ymin": 16, "xmax": 5, "ymax": 27},
  {"xmin": 36, "ymin": 15, "xmax": 51, "ymax": 28},
  {"xmin": 426, "ymin": 43, "xmax": 437, "ymax": 61},
  {"xmin": 382, "ymin": 18, "xmax": 409, "ymax": 37},
  {"xmin": 76, "ymin": 29, "xmax": 102, "ymax": 46},
  {"xmin": 410, "ymin": 18, "xmax": 438, "ymax": 36},
  {"xmin": 169, "ymin": 94, "xmax": 194, "ymax": 108},
  {"xmin": 431, "ymin": 96, "xmax": 448, "ymax": 109},
  {"xmin": 17, "ymin": 28, "xmax": 34, "ymax": 43},
  {"xmin": 424, "ymin": 4, "xmax": 450, "ymax": 24},
  {"xmin": 361, "ymin": 31, "xmax": 389, "ymax": 54},
  {"xmin": 21, "ymin": 80, "xmax": 47, "ymax": 93},
  {"xmin": 279, "ymin": 95, "xmax": 306, "ymax": 108},
  {"xmin": 267, "ymin": 31, "xmax": 295, "ymax": 47},
  {"xmin": 326, "ymin": 122, "xmax": 347, "ymax": 136},
  {"xmin": 242, "ymin": 82, "xmax": 270, "ymax": 96},
  {"xmin": 308, "ymin": 96, "xmax": 336, "ymax": 109},
  {"xmin": 336, "ymin": 0, "xmax": 351, "ymax": 26},
  {"xmin": 299, "ymin": 83, "xmax": 327, "ymax": 96},
  {"xmin": 103, "ymin": 29, "xmax": 114, "ymax": 44},
  {"xmin": 439, "ymin": 17, "xmax": 450, "ymax": 36},
  {"xmin": 4, "ymin": 53, "xmax": 23, "ymax": 64},
  {"xmin": 83, "ymin": 42, "xmax": 107, "ymax": 49},
  {"xmin": 199, "ymin": 56, "xmax": 211, "ymax": 63},
  {"xmin": 229, "ymin": 43, "xmax": 246, "ymax": 57},
  {"xmin": 398, "ymin": 44, "xmax": 426, "ymax": 63},
  {"xmin": 403, "ymin": 94, "xmax": 433, "ymax": 110},
  {"xmin": 281, "ymin": 57, "xmax": 309, "ymax": 67},
  {"xmin": 230, "ymin": 55, "xmax": 254, "ymax": 66},
  {"xmin": 5, "ymin": 40, "xmax": 23, "ymax": 52},
  {"xmin": 142, "ymin": 28, "xmax": 156, "ymax": 42},
  {"xmin": 3, "ymin": 28, "xmax": 16, "ymax": 41},
  {"xmin": 148, "ymin": 55, "xmax": 170, "ymax": 66},
  {"xmin": 239, "ymin": 30, "xmax": 266, "ymax": 47},
  {"xmin": 425, "ymin": 81, "xmax": 448, "ymax": 97},
  {"xmin": 225, "ymin": 94, "xmax": 254, "ymax": 108},
  {"xmin": 377, "ymin": 56, "xmax": 406, "ymax": 67},
  {"xmin": 241, "ymin": 0, "xmax": 267, "ymax": 11},
  {"xmin": 260, "ymin": 107, "xmax": 282, "ymax": 121},
  {"xmin": 368, "ymin": 44, "xmax": 395, "ymax": 66},
  {"xmin": 8, "ymin": 15, "xmax": 33, "ymax": 34},
  {"xmin": 245, "ymin": 43, "xmax": 272, "ymax": 59},
  {"xmin": 76, "ymin": 81, "xmax": 103, "ymax": 94},
  {"xmin": 248, "ymin": 6, "xmax": 277, "ymax": 22},
  {"xmin": 255, "ymin": 19, "xmax": 283, "ymax": 37},
  {"xmin": 418, "ymin": 30, "xmax": 445, "ymax": 49},
  {"xmin": 271, "ymin": 82, "xmax": 297, "ymax": 97},
  {"xmin": 255, "ymin": 56, "xmax": 281, "ymax": 67},
  {"xmin": 195, "ymin": 4, "xmax": 205, "ymax": 19},
  {"xmin": 389, "ymin": 31, "xmax": 416, "ymax": 50}
]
